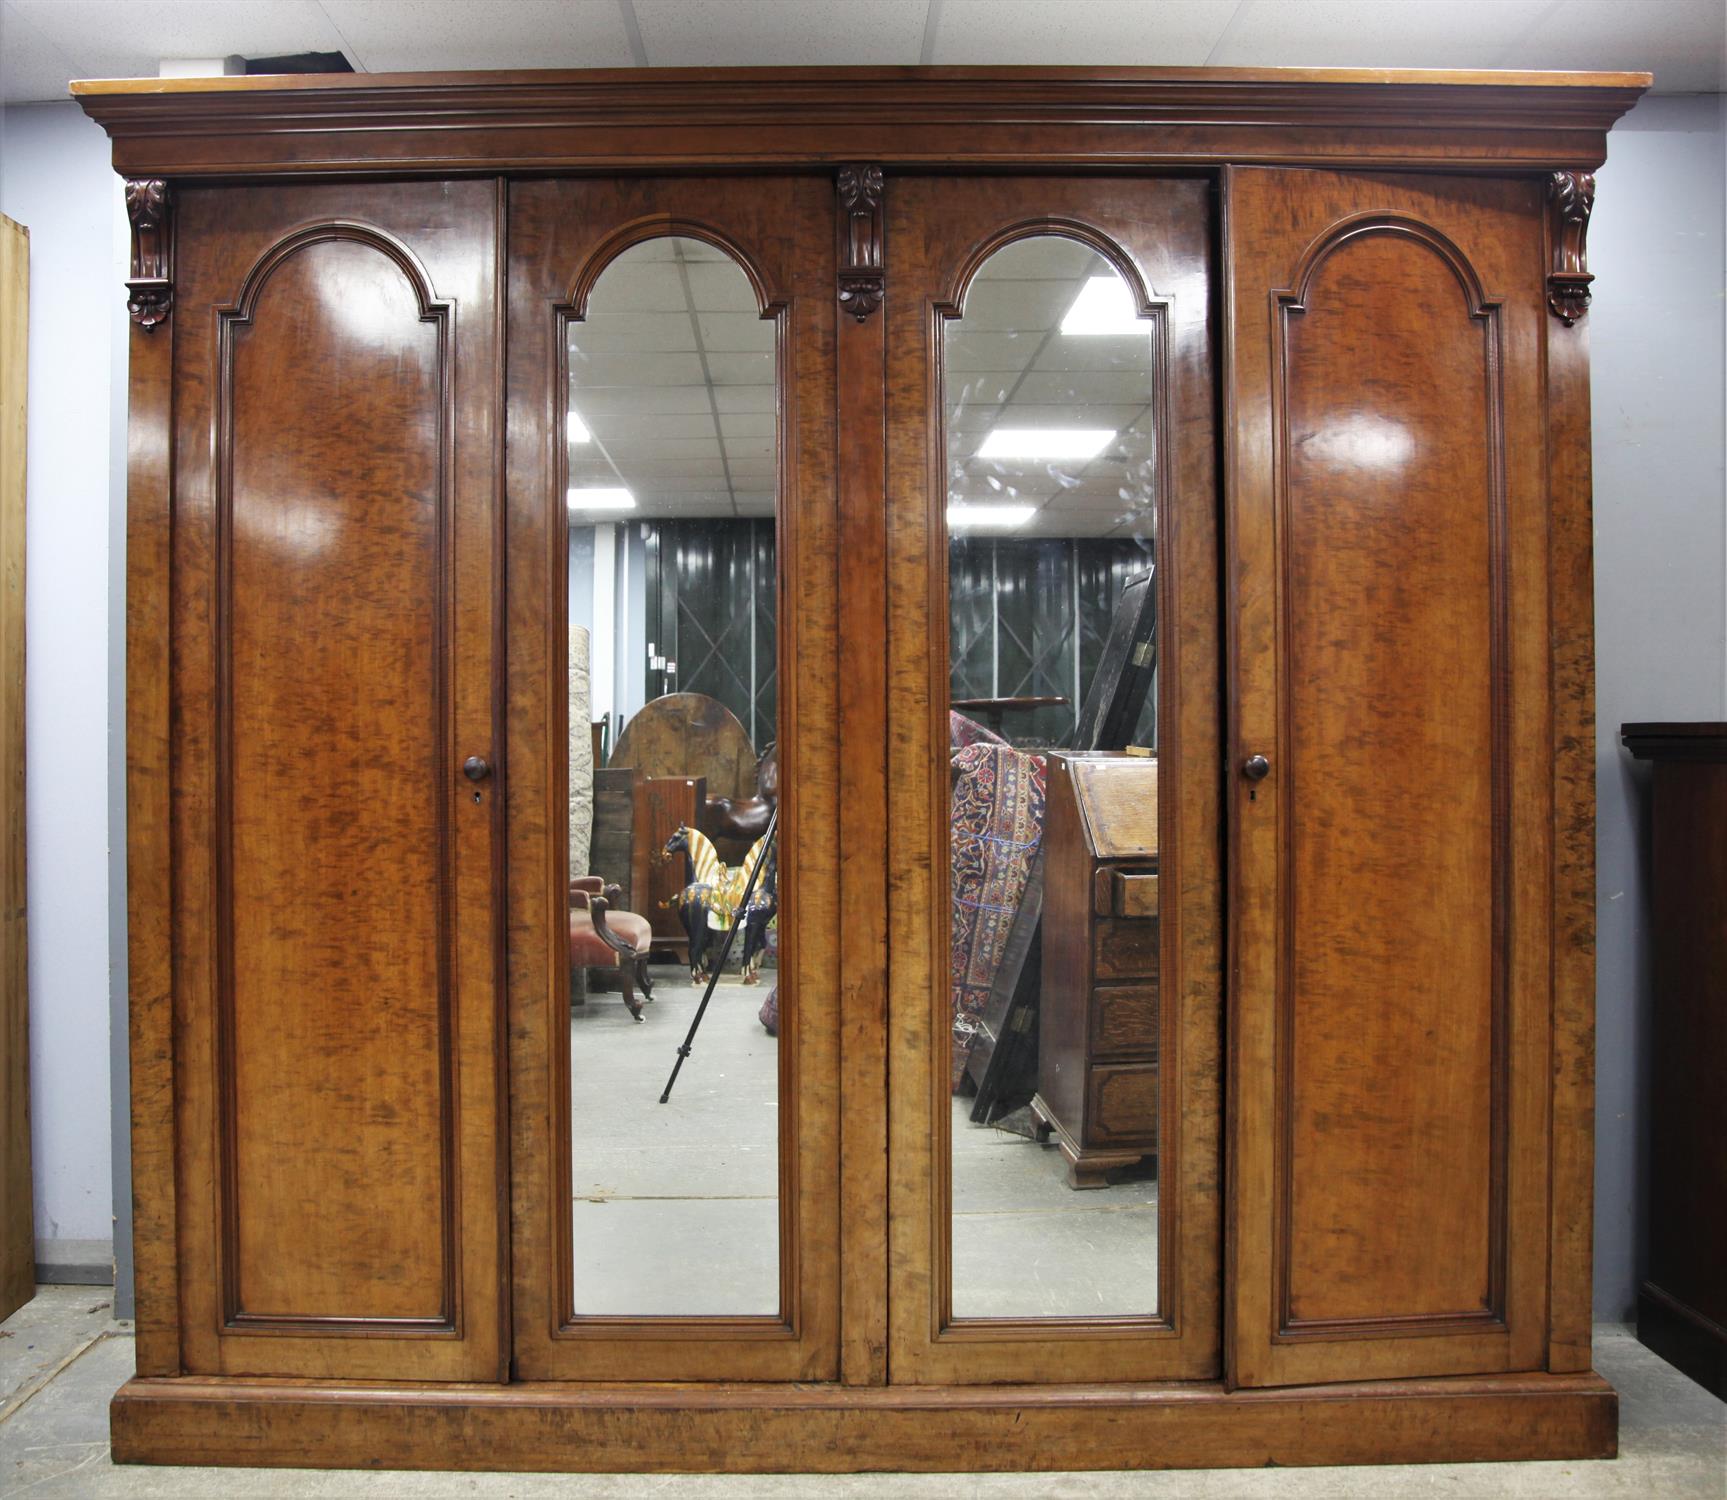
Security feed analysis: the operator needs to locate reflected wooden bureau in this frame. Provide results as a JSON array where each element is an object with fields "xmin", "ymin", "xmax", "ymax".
[{"xmin": 1032, "ymin": 752, "xmax": 1160, "ymax": 1189}]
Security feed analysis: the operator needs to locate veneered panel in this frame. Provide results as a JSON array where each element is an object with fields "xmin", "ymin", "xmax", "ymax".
[
  {"xmin": 169, "ymin": 180, "xmax": 504, "ymax": 1382},
  {"xmin": 1226, "ymin": 168, "xmax": 1552, "ymax": 1389},
  {"xmin": 1279, "ymin": 229, "xmax": 1501, "ymax": 1327},
  {"xmin": 223, "ymin": 238, "xmax": 450, "ymax": 1322}
]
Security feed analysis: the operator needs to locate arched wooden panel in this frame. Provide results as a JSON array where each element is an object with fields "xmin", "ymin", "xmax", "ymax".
[
  {"xmin": 217, "ymin": 230, "xmax": 454, "ymax": 1328},
  {"xmin": 1273, "ymin": 219, "xmax": 1508, "ymax": 1334},
  {"xmin": 168, "ymin": 181, "xmax": 505, "ymax": 1382},
  {"xmin": 1226, "ymin": 168, "xmax": 1551, "ymax": 1388}
]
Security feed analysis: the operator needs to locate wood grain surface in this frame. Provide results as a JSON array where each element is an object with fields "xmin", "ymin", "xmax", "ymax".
[
  {"xmin": 1225, "ymin": 167, "xmax": 1553, "ymax": 1387},
  {"xmin": 107, "ymin": 1368, "xmax": 1617, "ymax": 1473},
  {"xmin": 167, "ymin": 180, "xmax": 506, "ymax": 1380},
  {"xmin": 0, "ymin": 214, "xmax": 30, "ymax": 1323}
]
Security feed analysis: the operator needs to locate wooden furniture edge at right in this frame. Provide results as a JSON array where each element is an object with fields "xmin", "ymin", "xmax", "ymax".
[{"xmin": 1546, "ymin": 192, "xmax": 1598, "ymax": 1378}]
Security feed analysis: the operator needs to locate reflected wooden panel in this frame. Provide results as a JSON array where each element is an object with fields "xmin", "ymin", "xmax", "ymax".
[
  {"xmin": 504, "ymin": 179, "xmax": 840, "ymax": 1382},
  {"xmin": 889, "ymin": 177, "xmax": 1221, "ymax": 1385},
  {"xmin": 563, "ymin": 237, "xmax": 781, "ymax": 1320},
  {"xmin": 945, "ymin": 237, "xmax": 1165, "ymax": 1316}
]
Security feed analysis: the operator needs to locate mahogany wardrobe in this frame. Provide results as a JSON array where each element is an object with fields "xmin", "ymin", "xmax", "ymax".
[{"xmin": 76, "ymin": 66, "xmax": 1643, "ymax": 1474}]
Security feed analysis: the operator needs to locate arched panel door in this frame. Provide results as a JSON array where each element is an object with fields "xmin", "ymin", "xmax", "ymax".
[
  {"xmin": 167, "ymin": 181, "xmax": 506, "ymax": 1381},
  {"xmin": 504, "ymin": 178, "xmax": 841, "ymax": 1382},
  {"xmin": 883, "ymin": 176, "xmax": 1223, "ymax": 1384},
  {"xmin": 1224, "ymin": 169, "xmax": 1554, "ymax": 1387}
]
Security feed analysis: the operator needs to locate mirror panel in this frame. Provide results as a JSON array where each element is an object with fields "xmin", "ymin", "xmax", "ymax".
[
  {"xmin": 564, "ymin": 236, "xmax": 781, "ymax": 1318},
  {"xmin": 945, "ymin": 236, "xmax": 1162, "ymax": 1320}
]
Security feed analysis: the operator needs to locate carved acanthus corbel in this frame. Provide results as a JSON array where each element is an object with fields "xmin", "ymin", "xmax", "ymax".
[
  {"xmin": 124, "ymin": 178, "xmax": 173, "ymax": 330},
  {"xmin": 1547, "ymin": 170, "xmax": 1594, "ymax": 327},
  {"xmin": 837, "ymin": 164, "xmax": 884, "ymax": 322}
]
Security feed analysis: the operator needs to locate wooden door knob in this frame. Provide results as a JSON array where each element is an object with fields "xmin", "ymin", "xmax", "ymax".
[
  {"xmin": 1242, "ymin": 754, "xmax": 1271, "ymax": 782},
  {"xmin": 462, "ymin": 756, "xmax": 492, "ymax": 782}
]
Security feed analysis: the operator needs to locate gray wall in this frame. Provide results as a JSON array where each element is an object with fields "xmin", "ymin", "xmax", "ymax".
[
  {"xmin": 1589, "ymin": 92, "xmax": 1727, "ymax": 1320},
  {"xmin": 1, "ymin": 92, "xmax": 1722, "ymax": 1328},
  {"xmin": 0, "ymin": 100, "xmax": 129, "ymax": 1292}
]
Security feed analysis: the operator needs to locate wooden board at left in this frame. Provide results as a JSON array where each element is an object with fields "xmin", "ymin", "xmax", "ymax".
[{"xmin": 0, "ymin": 214, "xmax": 31, "ymax": 1322}]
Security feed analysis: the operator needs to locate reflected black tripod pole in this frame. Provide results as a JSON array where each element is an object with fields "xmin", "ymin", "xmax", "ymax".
[{"xmin": 659, "ymin": 805, "xmax": 778, "ymax": 1104}]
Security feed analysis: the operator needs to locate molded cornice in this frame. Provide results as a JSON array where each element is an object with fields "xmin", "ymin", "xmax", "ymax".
[{"xmin": 71, "ymin": 67, "xmax": 1649, "ymax": 179}]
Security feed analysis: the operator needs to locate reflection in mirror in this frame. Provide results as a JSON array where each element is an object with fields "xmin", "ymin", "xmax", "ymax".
[
  {"xmin": 564, "ymin": 237, "xmax": 781, "ymax": 1317},
  {"xmin": 945, "ymin": 237, "xmax": 1161, "ymax": 1319}
]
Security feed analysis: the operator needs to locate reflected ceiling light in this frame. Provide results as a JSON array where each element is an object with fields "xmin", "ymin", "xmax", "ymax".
[
  {"xmin": 567, "ymin": 410, "xmax": 592, "ymax": 443},
  {"xmin": 948, "ymin": 503, "xmax": 1035, "ymax": 528},
  {"xmin": 567, "ymin": 487, "xmax": 635, "ymax": 510},
  {"xmin": 1060, "ymin": 275, "xmax": 1143, "ymax": 336},
  {"xmin": 977, "ymin": 428, "xmax": 1115, "ymax": 460}
]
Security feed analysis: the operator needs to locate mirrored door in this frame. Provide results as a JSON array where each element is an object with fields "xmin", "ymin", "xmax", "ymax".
[
  {"xmin": 885, "ymin": 176, "xmax": 1223, "ymax": 1383},
  {"xmin": 506, "ymin": 177, "xmax": 841, "ymax": 1381}
]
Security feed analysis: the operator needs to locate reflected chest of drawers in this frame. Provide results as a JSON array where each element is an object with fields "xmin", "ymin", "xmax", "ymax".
[{"xmin": 1032, "ymin": 752, "xmax": 1160, "ymax": 1189}]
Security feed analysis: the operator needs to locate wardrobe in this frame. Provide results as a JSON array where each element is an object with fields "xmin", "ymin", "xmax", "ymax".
[{"xmin": 76, "ymin": 65, "xmax": 1643, "ymax": 1473}]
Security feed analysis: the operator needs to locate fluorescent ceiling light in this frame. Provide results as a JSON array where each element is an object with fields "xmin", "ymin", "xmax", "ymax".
[
  {"xmin": 567, "ymin": 410, "xmax": 591, "ymax": 443},
  {"xmin": 976, "ymin": 428, "xmax": 1115, "ymax": 461},
  {"xmin": 1060, "ymin": 275, "xmax": 1143, "ymax": 336},
  {"xmin": 948, "ymin": 503, "xmax": 1035, "ymax": 528},
  {"xmin": 567, "ymin": 487, "xmax": 635, "ymax": 511}
]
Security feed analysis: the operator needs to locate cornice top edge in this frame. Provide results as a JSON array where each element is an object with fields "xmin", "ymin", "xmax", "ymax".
[{"xmin": 68, "ymin": 64, "xmax": 1656, "ymax": 99}]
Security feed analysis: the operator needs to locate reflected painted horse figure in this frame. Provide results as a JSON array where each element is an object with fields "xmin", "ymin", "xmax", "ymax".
[{"xmin": 661, "ymin": 824, "xmax": 778, "ymax": 986}]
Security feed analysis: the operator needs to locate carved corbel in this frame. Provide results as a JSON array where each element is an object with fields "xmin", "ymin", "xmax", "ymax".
[
  {"xmin": 124, "ymin": 178, "xmax": 173, "ymax": 331},
  {"xmin": 1547, "ymin": 170, "xmax": 1594, "ymax": 327},
  {"xmin": 837, "ymin": 164, "xmax": 884, "ymax": 322}
]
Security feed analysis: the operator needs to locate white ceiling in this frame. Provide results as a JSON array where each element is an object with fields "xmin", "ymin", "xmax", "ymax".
[
  {"xmin": 570, "ymin": 232, "xmax": 1155, "ymax": 536},
  {"xmin": 568, "ymin": 235, "xmax": 776, "ymax": 523},
  {"xmin": 1, "ymin": 0, "xmax": 1723, "ymax": 105}
]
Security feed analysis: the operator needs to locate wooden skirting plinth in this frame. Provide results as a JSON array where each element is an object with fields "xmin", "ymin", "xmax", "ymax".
[{"xmin": 111, "ymin": 1371, "xmax": 1617, "ymax": 1473}]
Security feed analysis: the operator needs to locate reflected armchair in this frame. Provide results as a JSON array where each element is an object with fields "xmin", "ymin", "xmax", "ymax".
[{"xmin": 570, "ymin": 876, "xmax": 655, "ymax": 1022}]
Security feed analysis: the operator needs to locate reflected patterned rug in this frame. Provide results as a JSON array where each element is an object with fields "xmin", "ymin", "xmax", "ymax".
[{"xmin": 948, "ymin": 739, "xmax": 1046, "ymax": 1090}]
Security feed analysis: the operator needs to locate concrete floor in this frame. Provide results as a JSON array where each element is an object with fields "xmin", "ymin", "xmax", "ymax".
[{"xmin": 566, "ymin": 971, "xmax": 1160, "ymax": 1321}]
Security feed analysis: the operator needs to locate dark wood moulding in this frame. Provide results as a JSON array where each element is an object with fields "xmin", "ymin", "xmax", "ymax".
[{"xmin": 73, "ymin": 66, "xmax": 1647, "ymax": 177}]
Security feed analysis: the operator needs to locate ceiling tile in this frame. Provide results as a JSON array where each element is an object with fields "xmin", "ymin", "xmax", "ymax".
[
  {"xmin": 685, "ymin": 261, "xmax": 761, "ymax": 313},
  {"xmin": 947, "ymin": 330, "xmax": 1041, "ymax": 372},
  {"xmin": 704, "ymin": 351, "xmax": 774, "ymax": 385},
  {"xmin": 696, "ymin": 312, "xmax": 774, "ymax": 353},
  {"xmin": 1494, "ymin": 0, "xmax": 1725, "ymax": 92},
  {"xmin": 959, "ymin": 278, "xmax": 1077, "ymax": 332},
  {"xmin": 1, "ymin": 2, "xmax": 79, "ymax": 104},
  {"xmin": 633, "ymin": 0, "xmax": 927, "ymax": 65},
  {"xmin": 713, "ymin": 386, "xmax": 776, "ymax": 414},
  {"xmin": 581, "ymin": 259, "xmax": 690, "ymax": 313},
  {"xmin": 604, "ymin": 436, "xmax": 724, "ymax": 460},
  {"xmin": 12, "ymin": 0, "xmax": 345, "ymax": 91},
  {"xmin": 321, "ymin": 0, "xmax": 634, "ymax": 72},
  {"xmin": 577, "ymin": 351, "xmax": 708, "ymax": 385},
  {"xmin": 1014, "ymin": 369, "xmax": 1161, "ymax": 404},
  {"xmin": 1207, "ymin": 0, "xmax": 1552, "ymax": 71},
  {"xmin": 586, "ymin": 411, "xmax": 718, "ymax": 442},
  {"xmin": 615, "ymin": 455, "xmax": 730, "ymax": 479},
  {"xmin": 573, "ymin": 314, "xmax": 700, "ymax": 353},
  {"xmin": 930, "ymin": 0, "xmax": 1240, "ymax": 65},
  {"xmin": 718, "ymin": 411, "xmax": 775, "ymax": 438},
  {"xmin": 577, "ymin": 385, "xmax": 716, "ymax": 416}
]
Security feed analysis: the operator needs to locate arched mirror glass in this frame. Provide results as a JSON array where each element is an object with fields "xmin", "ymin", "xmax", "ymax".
[
  {"xmin": 944, "ymin": 236, "xmax": 1163, "ymax": 1319},
  {"xmin": 564, "ymin": 236, "xmax": 781, "ymax": 1317}
]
